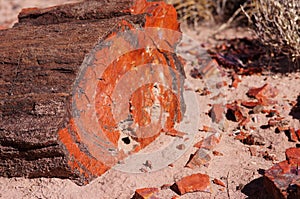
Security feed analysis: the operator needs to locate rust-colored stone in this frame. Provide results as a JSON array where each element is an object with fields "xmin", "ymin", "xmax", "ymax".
[
  {"xmin": 199, "ymin": 125, "xmax": 216, "ymax": 133},
  {"xmin": 232, "ymin": 73, "xmax": 241, "ymax": 88},
  {"xmin": 226, "ymin": 101, "xmax": 250, "ymax": 127},
  {"xmin": 170, "ymin": 173, "xmax": 211, "ymax": 195},
  {"xmin": 262, "ymin": 109, "xmax": 280, "ymax": 116},
  {"xmin": 132, "ymin": 187, "xmax": 159, "ymax": 199},
  {"xmin": 296, "ymin": 129, "xmax": 300, "ymax": 141},
  {"xmin": 210, "ymin": 103, "xmax": 225, "ymax": 124},
  {"xmin": 249, "ymin": 146, "xmax": 257, "ymax": 156},
  {"xmin": 235, "ymin": 132, "xmax": 265, "ymax": 146},
  {"xmin": 165, "ymin": 129, "xmax": 186, "ymax": 138},
  {"xmin": 0, "ymin": 0, "xmax": 184, "ymax": 185},
  {"xmin": 213, "ymin": 178, "xmax": 226, "ymax": 187},
  {"xmin": 161, "ymin": 184, "xmax": 172, "ymax": 190},
  {"xmin": 185, "ymin": 148, "xmax": 211, "ymax": 168},
  {"xmin": 212, "ymin": 150, "xmax": 223, "ymax": 156},
  {"xmin": 264, "ymin": 148, "xmax": 300, "ymax": 199},
  {"xmin": 288, "ymin": 128, "xmax": 298, "ymax": 142},
  {"xmin": 241, "ymin": 100, "xmax": 260, "ymax": 108},
  {"xmin": 247, "ymin": 83, "xmax": 278, "ymax": 105},
  {"xmin": 195, "ymin": 87, "xmax": 211, "ymax": 96},
  {"xmin": 286, "ymin": 147, "xmax": 300, "ymax": 164},
  {"xmin": 194, "ymin": 133, "xmax": 221, "ymax": 150}
]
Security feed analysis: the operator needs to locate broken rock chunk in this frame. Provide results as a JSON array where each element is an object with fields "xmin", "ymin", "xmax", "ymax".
[
  {"xmin": 210, "ymin": 103, "xmax": 226, "ymax": 124},
  {"xmin": 264, "ymin": 147, "xmax": 300, "ymax": 199},
  {"xmin": 194, "ymin": 133, "xmax": 222, "ymax": 150},
  {"xmin": 131, "ymin": 187, "xmax": 159, "ymax": 199},
  {"xmin": 199, "ymin": 125, "xmax": 217, "ymax": 133},
  {"xmin": 287, "ymin": 127, "xmax": 298, "ymax": 142},
  {"xmin": 235, "ymin": 132, "xmax": 265, "ymax": 146},
  {"xmin": 249, "ymin": 146, "xmax": 257, "ymax": 156},
  {"xmin": 285, "ymin": 147, "xmax": 300, "ymax": 164},
  {"xmin": 296, "ymin": 129, "xmax": 300, "ymax": 141},
  {"xmin": 247, "ymin": 83, "xmax": 278, "ymax": 105},
  {"xmin": 212, "ymin": 150, "xmax": 224, "ymax": 156},
  {"xmin": 231, "ymin": 73, "xmax": 242, "ymax": 88},
  {"xmin": 241, "ymin": 100, "xmax": 260, "ymax": 109},
  {"xmin": 185, "ymin": 148, "xmax": 211, "ymax": 169},
  {"xmin": 213, "ymin": 178, "xmax": 226, "ymax": 187},
  {"xmin": 226, "ymin": 101, "xmax": 250, "ymax": 126},
  {"xmin": 170, "ymin": 173, "xmax": 211, "ymax": 195}
]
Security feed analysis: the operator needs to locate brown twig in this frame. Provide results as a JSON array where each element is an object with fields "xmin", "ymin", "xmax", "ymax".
[{"xmin": 226, "ymin": 171, "xmax": 231, "ymax": 199}]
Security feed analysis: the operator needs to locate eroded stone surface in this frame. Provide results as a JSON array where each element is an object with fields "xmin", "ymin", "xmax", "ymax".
[
  {"xmin": 170, "ymin": 173, "xmax": 211, "ymax": 195},
  {"xmin": 247, "ymin": 83, "xmax": 278, "ymax": 105},
  {"xmin": 185, "ymin": 148, "xmax": 211, "ymax": 168},
  {"xmin": 131, "ymin": 187, "xmax": 159, "ymax": 199},
  {"xmin": 264, "ymin": 148, "xmax": 300, "ymax": 199}
]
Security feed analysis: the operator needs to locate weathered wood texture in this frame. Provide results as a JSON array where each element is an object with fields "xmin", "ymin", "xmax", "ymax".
[{"xmin": 0, "ymin": 0, "xmax": 183, "ymax": 185}]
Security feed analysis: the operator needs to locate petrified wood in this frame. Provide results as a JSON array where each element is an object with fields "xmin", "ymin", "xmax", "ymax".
[{"xmin": 0, "ymin": 0, "xmax": 185, "ymax": 185}]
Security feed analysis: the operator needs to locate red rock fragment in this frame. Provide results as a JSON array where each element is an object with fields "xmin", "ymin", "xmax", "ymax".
[
  {"xmin": 260, "ymin": 151, "xmax": 277, "ymax": 161},
  {"xmin": 226, "ymin": 101, "xmax": 250, "ymax": 126},
  {"xmin": 161, "ymin": 184, "xmax": 172, "ymax": 190},
  {"xmin": 213, "ymin": 178, "xmax": 226, "ymax": 187},
  {"xmin": 235, "ymin": 132, "xmax": 265, "ymax": 146},
  {"xmin": 210, "ymin": 103, "xmax": 225, "ymax": 124},
  {"xmin": 200, "ymin": 59, "xmax": 221, "ymax": 78},
  {"xmin": 264, "ymin": 148, "xmax": 300, "ymax": 199},
  {"xmin": 165, "ymin": 129, "xmax": 186, "ymax": 138},
  {"xmin": 194, "ymin": 133, "xmax": 221, "ymax": 150},
  {"xmin": 170, "ymin": 173, "xmax": 211, "ymax": 195},
  {"xmin": 249, "ymin": 146, "xmax": 257, "ymax": 156},
  {"xmin": 268, "ymin": 119, "xmax": 279, "ymax": 127},
  {"xmin": 288, "ymin": 127, "xmax": 298, "ymax": 142},
  {"xmin": 190, "ymin": 68, "xmax": 202, "ymax": 79},
  {"xmin": 277, "ymin": 126, "xmax": 290, "ymax": 132},
  {"xmin": 241, "ymin": 100, "xmax": 260, "ymax": 108},
  {"xmin": 185, "ymin": 149, "xmax": 211, "ymax": 169},
  {"xmin": 199, "ymin": 125, "xmax": 216, "ymax": 132},
  {"xmin": 212, "ymin": 150, "xmax": 223, "ymax": 156},
  {"xmin": 195, "ymin": 87, "xmax": 211, "ymax": 96},
  {"xmin": 193, "ymin": 140, "xmax": 203, "ymax": 148},
  {"xmin": 247, "ymin": 83, "xmax": 278, "ymax": 105},
  {"xmin": 232, "ymin": 73, "xmax": 241, "ymax": 88},
  {"xmin": 132, "ymin": 187, "xmax": 159, "ymax": 199},
  {"xmin": 296, "ymin": 129, "xmax": 300, "ymax": 141},
  {"xmin": 268, "ymin": 117, "xmax": 289, "ymax": 130},
  {"xmin": 234, "ymin": 131, "xmax": 248, "ymax": 140},
  {"xmin": 285, "ymin": 147, "xmax": 300, "ymax": 164},
  {"xmin": 239, "ymin": 117, "xmax": 251, "ymax": 127},
  {"xmin": 262, "ymin": 109, "xmax": 280, "ymax": 116},
  {"xmin": 171, "ymin": 196, "xmax": 180, "ymax": 199}
]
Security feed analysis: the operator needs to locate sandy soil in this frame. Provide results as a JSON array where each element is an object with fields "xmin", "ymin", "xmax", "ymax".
[{"xmin": 1, "ymin": 1, "xmax": 300, "ymax": 199}]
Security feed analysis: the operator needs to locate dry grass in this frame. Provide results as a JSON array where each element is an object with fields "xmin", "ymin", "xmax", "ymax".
[
  {"xmin": 246, "ymin": 0, "xmax": 300, "ymax": 60},
  {"xmin": 166, "ymin": 0, "xmax": 248, "ymax": 25}
]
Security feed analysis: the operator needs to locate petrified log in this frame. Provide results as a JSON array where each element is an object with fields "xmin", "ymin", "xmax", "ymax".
[{"xmin": 0, "ymin": 0, "xmax": 185, "ymax": 185}]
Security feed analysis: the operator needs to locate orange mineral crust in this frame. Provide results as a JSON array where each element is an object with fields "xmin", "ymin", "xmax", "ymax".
[{"xmin": 56, "ymin": 0, "xmax": 185, "ymax": 184}]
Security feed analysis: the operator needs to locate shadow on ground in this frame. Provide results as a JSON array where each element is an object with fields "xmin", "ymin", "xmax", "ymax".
[{"xmin": 241, "ymin": 177, "xmax": 272, "ymax": 199}]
